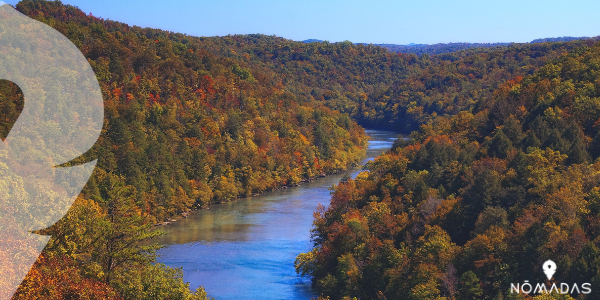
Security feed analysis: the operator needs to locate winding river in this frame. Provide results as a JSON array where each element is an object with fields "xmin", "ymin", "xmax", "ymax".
[{"xmin": 154, "ymin": 130, "xmax": 399, "ymax": 299}]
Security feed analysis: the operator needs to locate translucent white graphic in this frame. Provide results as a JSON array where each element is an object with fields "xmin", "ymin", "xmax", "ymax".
[
  {"xmin": 0, "ymin": 3, "xmax": 103, "ymax": 299},
  {"xmin": 543, "ymin": 260, "xmax": 557, "ymax": 280}
]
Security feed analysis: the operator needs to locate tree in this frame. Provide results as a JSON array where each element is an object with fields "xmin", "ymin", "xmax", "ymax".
[
  {"xmin": 113, "ymin": 264, "xmax": 212, "ymax": 300},
  {"xmin": 97, "ymin": 180, "xmax": 162, "ymax": 284},
  {"xmin": 473, "ymin": 206, "xmax": 509, "ymax": 235},
  {"xmin": 458, "ymin": 271, "xmax": 483, "ymax": 300},
  {"xmin": 489, "ymin": 129, "xmax": 513, "ymax": 158}
]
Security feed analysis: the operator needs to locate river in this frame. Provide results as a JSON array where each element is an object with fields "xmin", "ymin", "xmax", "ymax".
[{"xmin": 154, "ymin": 130, "xmax": 399, "ymax": 299}]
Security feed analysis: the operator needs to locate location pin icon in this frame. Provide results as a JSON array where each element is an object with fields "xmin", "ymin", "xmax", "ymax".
[{"xmin": 543, "ymin": 260, "xmax": 557, "ymax": 280}]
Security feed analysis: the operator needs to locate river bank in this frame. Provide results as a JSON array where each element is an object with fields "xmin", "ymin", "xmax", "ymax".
[
  {"xmin": 152, "ymin": 129, "xmax": 401, "ymax": 227},
  {"xmin": 153, "ymin": 130, "xmax": 400, "ymax": 299}
]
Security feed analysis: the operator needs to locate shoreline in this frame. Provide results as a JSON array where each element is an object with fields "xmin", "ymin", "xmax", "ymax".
[
  {"xmin": 152, "ymin": 129, "xmax": 403, "ymax": 227},
  {"xmin": 152, "ymin": 162, "xmax": 361, "ymax": 227}
]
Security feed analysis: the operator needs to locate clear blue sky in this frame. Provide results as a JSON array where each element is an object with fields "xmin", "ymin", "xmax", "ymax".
[{"xmin": 5, "ymin": 0, "xmax": 600, "ymax": 44}]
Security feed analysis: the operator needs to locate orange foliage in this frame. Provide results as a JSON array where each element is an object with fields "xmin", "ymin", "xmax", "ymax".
[{"xmin": 13, "ymin": 254, "xmax": 121, "ymax": 299}]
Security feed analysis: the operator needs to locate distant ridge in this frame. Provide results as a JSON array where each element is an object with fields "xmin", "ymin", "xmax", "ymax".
[
  {"xmin": 373, "ymin": 42, "xmax": 510, "ymax": 55},
  {"xmin": 301, "ymin": 36, "xmax": 596, "ymax": 55},
  {"xmin": 530, "ymin": 36, "xmax": 590, "ymax": 43},
  {"xmin": 371, "ymin": 36, "xmax": 594, "ymax": 55}
]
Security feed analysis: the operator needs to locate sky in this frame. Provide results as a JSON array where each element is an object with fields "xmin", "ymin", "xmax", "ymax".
[{"xmin": 4, "ymin": 0, "xmax": 600, "ymax": 45}]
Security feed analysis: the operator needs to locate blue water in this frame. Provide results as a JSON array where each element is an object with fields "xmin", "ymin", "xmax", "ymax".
[{"xmin": 154, "ymin": 130, "xmax": 399, "ymax": 299}]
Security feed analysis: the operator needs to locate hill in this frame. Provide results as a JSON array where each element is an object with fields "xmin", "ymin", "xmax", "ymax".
[
  {"xmin": 6, "ymin": 0, "xmax": 369, "ymax": 224},
  {"xmin": 296, "ymin": 33, "xmax": 600, "ymax": 300},
  {"xmin": 199, "ymin": 34, "xmax": 592, "ymax": 134}
]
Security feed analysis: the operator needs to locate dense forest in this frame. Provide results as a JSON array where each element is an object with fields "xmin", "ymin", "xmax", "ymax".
[
  {"xmin": 11, "ymin": 0, "xmax": 369, "ymax": 224},
  {"xmin": 296, "ymin": 30, "xmax": 600, "ymax": 300},
  {"xmin": 191, "ymin": 33, "xmax": 596, "ymax": 134},
  {"xmin": 2, "ymin": 0, "xmax": 600, "ymax": 298}
]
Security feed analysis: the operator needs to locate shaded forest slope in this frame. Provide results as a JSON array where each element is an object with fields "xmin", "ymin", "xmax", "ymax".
[
  {"xmin": 10, "ymin": 0, "xmax": 369, "ymax": 223},
  {"xmin": 297, "ymin": 30, "xmax": 600, "ymax": 300}
]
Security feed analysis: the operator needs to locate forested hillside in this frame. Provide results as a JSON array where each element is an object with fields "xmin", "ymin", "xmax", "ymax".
[
  {"xmin": 192, "ymin": 34, "xmax": 595, "ymax": 133},
  {"xmin": 296, "ymin": 36, "xmax": 600, "ymax": 299},
  {"xmin": 10, "ymin": 0, "xmax": 368, "ymax": 224}
]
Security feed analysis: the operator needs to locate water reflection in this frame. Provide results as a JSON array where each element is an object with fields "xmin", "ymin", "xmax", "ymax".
[{"xmin": 155, "ymin": 130, "xmax": 400, "ymax": 299}]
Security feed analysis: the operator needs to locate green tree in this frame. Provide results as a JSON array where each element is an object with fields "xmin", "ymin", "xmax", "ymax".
[
  {"xmin": 96, "ymin": 180, "xmax": 162, "ymax": 284},
  {"xmin": 458, "ymin": 271, "xmax": 483, "ymax": 300},
  {"xmin": 113, "ymin": 264, "xmax": 212, "ymax": 300}
]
